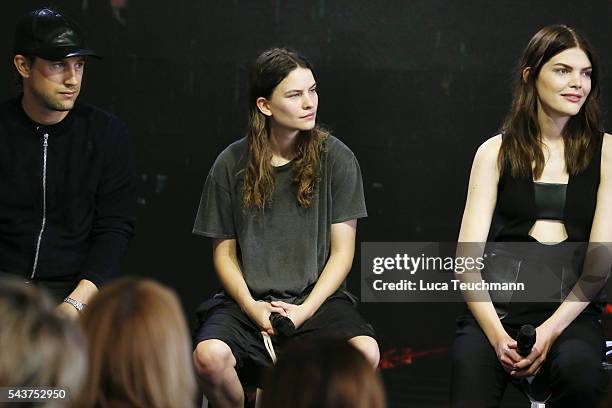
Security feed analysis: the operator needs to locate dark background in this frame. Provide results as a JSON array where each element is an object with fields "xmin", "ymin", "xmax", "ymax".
[{"xmin": 2, "ymin": 1, "xmax": 611, "ymax": 406}]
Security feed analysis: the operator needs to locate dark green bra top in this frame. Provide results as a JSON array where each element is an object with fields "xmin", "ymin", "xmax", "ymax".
[{"xmin": 533, "ymin": 182, "xmax": 567, "ymax": 221}]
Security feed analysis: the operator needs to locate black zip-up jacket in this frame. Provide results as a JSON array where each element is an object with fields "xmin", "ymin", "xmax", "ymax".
[{"xmin": 0, "ymin": 97, "xmax": 135, "ymax": 288}]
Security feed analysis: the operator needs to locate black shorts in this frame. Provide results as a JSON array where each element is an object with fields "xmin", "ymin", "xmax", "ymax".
[{"xmin": 194, "ymin": 294, "xmax": 376, "ymax": 370}]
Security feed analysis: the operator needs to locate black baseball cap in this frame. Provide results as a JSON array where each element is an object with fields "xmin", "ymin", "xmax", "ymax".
[{"xmin": 13, "ymin": 8, "xmax": 100, "ymax": 61}]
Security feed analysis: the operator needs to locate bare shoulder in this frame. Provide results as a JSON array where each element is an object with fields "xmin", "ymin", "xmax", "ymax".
[
  {"xmin": 602, "ymin": 133, "xmax": 612, "ymax": 158},
  {"xmin": 473, "ymin": 134, "xmax": 502, "ymax": 166},
  {"xmin": 601, "ymin": 133, "xmax": 612, "ymax": 179}
]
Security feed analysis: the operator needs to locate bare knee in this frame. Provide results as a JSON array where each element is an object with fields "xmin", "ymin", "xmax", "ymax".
[
  {"xmin": 349, "ymin": 336, "xmax": 380, "ymax": 369},
  {"xmin": 193, "ymin": 339, "xmax": 236, "ymax": 380}
]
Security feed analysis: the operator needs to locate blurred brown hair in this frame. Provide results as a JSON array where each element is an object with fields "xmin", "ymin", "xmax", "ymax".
[
  {"xmin": 77, "ymin": 277, "xmax": 196, "ymax": 408},
  {"xmin": 261, "ymin": 337, "xmax": 385, "ymax": 408},
  {"xmin": 0, "ymin": 278, "xmax": 87, "ymax": 408}
]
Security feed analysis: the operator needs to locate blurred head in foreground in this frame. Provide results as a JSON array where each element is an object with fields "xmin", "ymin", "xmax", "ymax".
[
  {"xmin": 0, "ymin": 278, "xmax": 86, "ymax": 408},
  {"xmin": 77, "ymin": 277, "xmax": 196, "ymax": 408},
  {"xmin": 261, "ymin": 336, "xmax": 386, "ymax": 408}
]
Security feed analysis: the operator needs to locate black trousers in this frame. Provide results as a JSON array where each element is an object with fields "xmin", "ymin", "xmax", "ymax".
[
  {"xmin": 450, "ymin": 314, "xmax": 607, "ymax": 408},
  {"xmin": 0, "ymin": 270, "xmax": 75, "ymax": 304}
]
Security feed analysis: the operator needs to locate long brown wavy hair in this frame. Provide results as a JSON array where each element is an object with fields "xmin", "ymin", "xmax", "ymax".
[
  {"xmin": 499, "ymin": 25, "xmax": 602, "ymax": 178},
  {"xmin": 243, "ymin": 48, "xmax": 328, "ymax": 209}
]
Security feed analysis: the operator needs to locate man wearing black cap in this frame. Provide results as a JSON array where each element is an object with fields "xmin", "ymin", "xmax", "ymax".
[{"xmin": 0, "ymin": 8, "xmax": 135, "ymax": 318}]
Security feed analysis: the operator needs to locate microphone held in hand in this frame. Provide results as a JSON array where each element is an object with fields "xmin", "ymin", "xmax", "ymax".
[
  {"xmin": 270, "ymin": 313, "xmax": 296, "ymax": 337},
  {"xmin": 515, "ymin": 324, "xmax": 550, "ymax": 404},
  {"xmin": 517, "ymin": 324, "xmax": 536, "ymax": 357}
]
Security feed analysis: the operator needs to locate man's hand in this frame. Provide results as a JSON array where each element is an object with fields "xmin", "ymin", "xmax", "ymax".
[
  {"xmin": 56, "ymin": 279, "xmax": 98, "ymax": 320},
  {"xmin": 244, "ymin": 300, "xmax": 287, "ymax": 336},
  {"xmin": 270, "ymin": 301, "xmax": 314, "ymax": 330},
  {"xmin": 56, "ymin": 301, "xmax": 80, "ymax": 320}
]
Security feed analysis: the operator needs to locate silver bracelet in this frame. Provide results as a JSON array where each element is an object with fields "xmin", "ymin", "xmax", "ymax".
[{"xmin": 63, "ymin": 297, "xmax": 86, "ymax": 312}]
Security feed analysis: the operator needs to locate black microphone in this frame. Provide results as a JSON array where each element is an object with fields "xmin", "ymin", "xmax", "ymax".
[
  {"xmin": 269, "ymin": 313, "xmax": 296, "ymax": 337},
  {"xmin": 515, "ymin": 324, "xmax": 550, "ymax": 403},
  {"xmin": 517, "ymin": 324, "xmax": 536, "ymax": 357}
]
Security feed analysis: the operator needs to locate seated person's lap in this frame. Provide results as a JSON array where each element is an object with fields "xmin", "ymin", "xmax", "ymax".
[
  {"xmin": 194, "ymin": 295, "xmax": 375, "ymax": 369},
  {"xmin": 451, "ymin": 313, "xmax": 605, "ymax": 405}
]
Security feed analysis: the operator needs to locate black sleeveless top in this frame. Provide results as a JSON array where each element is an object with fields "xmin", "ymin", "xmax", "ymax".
[{"xmin": 489, "ymin": 136, "xmax": 603, "ymax": 242}]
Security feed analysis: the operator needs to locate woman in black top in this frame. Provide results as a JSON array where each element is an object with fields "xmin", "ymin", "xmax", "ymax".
[{"xmin": 451, "ymin": 25, "xmax": 611, "ymax": 407}]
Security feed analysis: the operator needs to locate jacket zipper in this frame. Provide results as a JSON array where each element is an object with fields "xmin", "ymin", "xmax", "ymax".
[{"xmin": 30, "ymin": 132, "xmax": 49, "ymax": 279}]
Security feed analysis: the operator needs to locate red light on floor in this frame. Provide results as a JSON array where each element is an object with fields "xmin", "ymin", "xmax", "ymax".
[{"xmin": 379, "ymin": 346, "xmax": 448, "ymax": 370}]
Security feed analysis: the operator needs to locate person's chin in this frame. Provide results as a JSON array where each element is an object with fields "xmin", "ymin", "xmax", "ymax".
[
  {"xmin": 560, "ymin": 100, "xmax": 585, "ymax": 115},
  {"xmin": 55, "ymin": 100, "xmax": 76, "ymax": 111},
  {"xmin": 552, "ymin": 105, "xmax": 581, "ymax": 118},
  {"xmin": 564, "ymin": 107, "xmax": 582, "ymax": 117},
  {"xmin": 298, "ymin": 122, "xmax": 316, "ymax": 131}
]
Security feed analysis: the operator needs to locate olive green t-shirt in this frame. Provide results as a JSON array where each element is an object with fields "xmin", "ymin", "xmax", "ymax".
[{"xmin": 193, "ymin": 136, "xmax": 367, "ymax": 302}]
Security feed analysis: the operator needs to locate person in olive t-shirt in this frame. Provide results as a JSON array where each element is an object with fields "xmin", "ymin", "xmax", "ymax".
[{"xmin": 192, "ymin": 48, "xmax": 379, "ymax": 408}]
